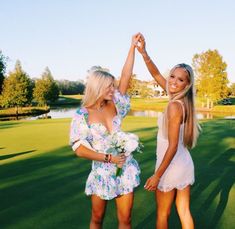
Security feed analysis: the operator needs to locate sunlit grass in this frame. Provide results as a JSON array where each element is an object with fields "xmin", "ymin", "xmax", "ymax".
[{"xmin": 0, "ymin": 117, "xmax": 235, "ymax": 228}]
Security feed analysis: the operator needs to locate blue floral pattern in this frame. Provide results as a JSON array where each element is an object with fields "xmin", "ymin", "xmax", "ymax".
[{"xmin": 70, "ymin": 90, "xmax": 140, "ymax": 200}]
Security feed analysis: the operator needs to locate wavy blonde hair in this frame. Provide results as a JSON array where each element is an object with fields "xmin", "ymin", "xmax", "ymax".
[
  {"xmin": 163, "ymin": 63, "xmax": 200, "ymax": 149},
  {"xmin": 82, "ymin": 67, "xmax": 115, "ymax": 108}
]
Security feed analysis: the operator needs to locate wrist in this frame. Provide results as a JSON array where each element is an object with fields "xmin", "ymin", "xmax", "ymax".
[
  {"xmin": 141, "ymin": 51, "xmax": 148, "ymax": 57},
  {"xmin": 130, "ymin": 44, "xmax": 136, "ymax": 50},
  {"xmin": 104, "ymin": 154, "xmax": 112, "ymax": 163},
  {"xmin": 152, "ymin": 173, "xmax": 161, "ymax": 181},
  {"xmin": 142, "ymin": 52, "xmax": 151, "ymax": 62}
]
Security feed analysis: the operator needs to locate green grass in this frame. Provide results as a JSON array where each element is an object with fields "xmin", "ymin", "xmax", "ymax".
[{"xmin": 0, "ymin": 117, "xmax": 235, "ymax": 228}]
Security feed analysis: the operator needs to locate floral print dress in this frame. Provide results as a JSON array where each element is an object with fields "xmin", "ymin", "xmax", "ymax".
[{"xmin": 70, "ymin": 90, "xmax": 140, "ymax": 200}]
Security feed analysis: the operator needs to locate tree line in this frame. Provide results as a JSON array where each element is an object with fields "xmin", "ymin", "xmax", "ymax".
[
  {"xmin": 0, "ymin": 53, "xmax": 85, "ymax": 111},
  {"xmin": 0, "ymin": 49, "xmax": 234, "ymax": 111},
  {"xmin": 128, "ymin": 49, "xmax": 234, "ymax": 108}
]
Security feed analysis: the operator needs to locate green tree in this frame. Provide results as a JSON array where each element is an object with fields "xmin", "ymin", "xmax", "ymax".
[
  {"xmin": 0, "ymin": 60, "xmax": 33, "ymax": 114},
  {"xmin": 192, "ymin": 49, "xmax": 229, "ymax": 108},
  {"xmin": 56, "ymin": 80, "xmax": 85, "ymax": 95},
  {"xmin": 0, "ymin": 51, "xmax": 7, "ymax": 94},
  {"xmin": 33, "ymin": 67, "xmax": 59, "ymax": 106}
]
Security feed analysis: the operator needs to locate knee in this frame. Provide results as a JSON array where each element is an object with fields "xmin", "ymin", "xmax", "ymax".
[
  {"xmin": 157, "ymin": 207, "xmax": 171, "ymax": 219},
  {"xmin": 117, "ymin": 212, "xmax": 131, "ymax": 225},
  {"xmin": 91, "ymin": 209, "xmax": 105, "ymax": 224},
  {"xmin": 176, "ymin": 203, "xmax": 191, "ymax": 218}
]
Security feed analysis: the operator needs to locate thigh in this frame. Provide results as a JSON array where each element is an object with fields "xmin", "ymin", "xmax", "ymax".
[
  {"xmin": 115, "ymin": 192, "xmax": 134, "ymax": 217},
  {"xmin": 175, "ymin": 185, "xmax": 191, "ymax": 209},
  {"xmin": 156, "ymin": 189, "xmax": 176, "ymax": 213},
  {"xmin": 91, "ymin": 195, "xmax": 108, "ymax": 216}
]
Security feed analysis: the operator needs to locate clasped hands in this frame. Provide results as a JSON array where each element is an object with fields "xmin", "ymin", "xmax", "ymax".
[{"xmin": 131, "ymin": 32, "xmax": 146, "ymax": 54}]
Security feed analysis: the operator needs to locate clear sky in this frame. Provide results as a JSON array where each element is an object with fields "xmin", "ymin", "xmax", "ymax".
[{"xmin": 1, "ymin": 0, "xmax": 235, "ymax": 83}]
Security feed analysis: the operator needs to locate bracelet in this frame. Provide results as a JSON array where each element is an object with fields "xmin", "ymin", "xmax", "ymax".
[
  {"xmin": 108, "ymin": 154, "xmax": 112, "ymax": 163},
  {"xmin": 152, "ymin": 174, "xmax": 161, "ymax": 181},
  {"xmin": 104, "ymin": 154, "xmax": 109, "ymax": 163}
]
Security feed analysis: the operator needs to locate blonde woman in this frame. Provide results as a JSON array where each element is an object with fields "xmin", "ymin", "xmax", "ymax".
[
  {"xmin": 70, "ymin": 33, "xmax": 141, "ymax": 229},
  {"xmin": 137, "ymin": 34, "xmax": 200, "ymax": 229}
]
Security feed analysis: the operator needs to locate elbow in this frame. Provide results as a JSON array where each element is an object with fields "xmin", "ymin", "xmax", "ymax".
[
  {"xmin": 74, "ymin": 147, "xmax": 85, "ymax": 158},
  {"xmin": 168, "ymin": 144, "xmax": 178, "ymax": 153},
  {"xmin": 75, "ymin": 149, "xmax": 82, "ymax": 157},
  {"xmin": 72, "ymin": 144, "xmax": 84, "ymax": 157}
]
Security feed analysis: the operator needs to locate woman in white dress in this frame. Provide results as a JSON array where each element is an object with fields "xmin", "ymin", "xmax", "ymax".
[{"xmin": 137, "ymin": 34, "xmax": 200, "ymax": 229}]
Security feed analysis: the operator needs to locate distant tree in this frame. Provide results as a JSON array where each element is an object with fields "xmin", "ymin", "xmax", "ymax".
[
  {"xmin": 139, "ymin": 81, "xmax": 154, "ymax": 98},
  {"xmin": 229, "ymin": 83, "xmax": 235, "ymax": 96},
  {"xmin": 127, "ymin": 74, "xmax": 140, "ymax": 97},
  {"xmin": 56, "ymin": 80, "xmax": 85, "ymax": 95},
  {"xmin": 192, "ymin": 49, "xmax": 229, "ymax": 108},
  {"xmin": 88, "ymin": 66, "xmax": 110, "ymax": 73},
  {"xmin": 0, "ymin": 60, "xmax": 33, "ymax": 114},
  {"xmin": 33, "ymin": 67, "xmax": 59, "ymax": 106},
  {"xmin": 0, "ymin": 51, "xmax": 7, "ymax": 94}
]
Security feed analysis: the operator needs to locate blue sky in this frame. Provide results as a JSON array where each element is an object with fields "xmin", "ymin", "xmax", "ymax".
[{"xmin": 1, "ymin": 0, "xmax": 235, "ymax": 83}]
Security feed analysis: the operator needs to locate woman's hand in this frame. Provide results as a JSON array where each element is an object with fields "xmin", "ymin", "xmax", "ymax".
[
  {"xmin": 131, "ymin": 32, "xmax": 141, "ymax": 49},
  {"xmin": 144, "ymin": 174, "xmax": 160, "ymax": 191},
  {"xmin": 136, "ymin": 33, "xmax": 147, "ymax": 55},
  {"xmin": 112, "ymin": 153, "xmax": 126, "ymax": 168}
]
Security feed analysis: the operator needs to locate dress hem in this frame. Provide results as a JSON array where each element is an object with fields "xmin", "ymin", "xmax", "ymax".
[
  {"xmin": 157, "ymin": 180, "xmax": 194, "ymax": 193},
  {"xmin": 85, "ymin": 182, "xmax": 140, "ymax": 200}
]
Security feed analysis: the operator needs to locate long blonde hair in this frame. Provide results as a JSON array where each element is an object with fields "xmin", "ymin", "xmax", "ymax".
[
  {"xmin": 82, "ymin": 67, "xmax": 115, "ymax": 107},
  {"xmin": 163, "ymin": 63, "xmax": 200, "ymax": 149}
]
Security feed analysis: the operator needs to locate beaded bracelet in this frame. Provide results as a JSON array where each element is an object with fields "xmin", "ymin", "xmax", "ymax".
[
  {"xmin": 108, "ymin": 154, "xmax": 112, "ymax": 163},
  {"xmin": 104, "ymin": 154, "xmax": 109, "ymax": 163}
]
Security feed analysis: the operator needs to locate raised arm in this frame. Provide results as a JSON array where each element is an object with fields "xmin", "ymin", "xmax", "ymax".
[
  {"xmin": 137, "ymin": 34, "xmax": 166, "ymax": 91},
  {"xmin": 118, "ymin": 33, "xmax": 141, "ymax": 95}
]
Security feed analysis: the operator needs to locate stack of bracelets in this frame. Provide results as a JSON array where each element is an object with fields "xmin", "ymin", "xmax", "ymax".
[{"xmin": 104, "ymin": 154, "xmax": 112, "ymax": 163}]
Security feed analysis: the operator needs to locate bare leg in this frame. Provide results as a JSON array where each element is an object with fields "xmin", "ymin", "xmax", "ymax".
[
  {"xmin": 90, "ymin": 195, "xmax": 107, "ymax": 229},
  {"xmin": 175, "ymin": 186, "xmax": 194, "ymax": 229},
  {"xmin": 156, "ymin": 189, "xmax": 176, "ymax": 229},
  {"xmin": 115, "ymin": 192, "xmax": 134, "ymax": 229}
]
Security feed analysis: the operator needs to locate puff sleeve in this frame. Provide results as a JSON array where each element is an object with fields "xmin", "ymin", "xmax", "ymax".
[
  {"xmin": 69, "ymin": 109, "xmax": 92, "ymax": 151},
  {"xmin": 113, "ymin": 90, "xmax": 130, "ymax": 118}
]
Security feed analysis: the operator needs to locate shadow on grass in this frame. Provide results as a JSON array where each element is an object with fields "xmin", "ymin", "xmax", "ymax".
[
  {"xmin": 0, "ymin": 150, "xmax": 36, "ymax": 160},
  {"xmin": 0, "ymin": 120, "xmax": 234, "ymax": 229},
  {"xmin": 0, "ymin": 122, "xmax": 21, "ymax": 129},
  {"xmin": 190, "ymin": 120, "xmax": 235, "ymax": 229},
  {"xmin": 0, "ymin": 145, "xmax": 91, "ymax": 229}
]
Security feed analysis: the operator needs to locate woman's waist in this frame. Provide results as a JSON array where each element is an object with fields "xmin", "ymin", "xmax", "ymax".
[{"xmin": 156, "ymin": 148, "xmax": 191, "ymax": 165}]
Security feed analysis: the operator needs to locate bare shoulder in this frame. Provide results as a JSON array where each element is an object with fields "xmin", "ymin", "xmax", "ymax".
[{"xmin": 167, "ymin": 101, "xmax": 183, "ymax": 121}]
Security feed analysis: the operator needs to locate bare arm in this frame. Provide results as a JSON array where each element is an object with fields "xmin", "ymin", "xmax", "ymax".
[
  {"xmin": 118, "ymin": 33, "xmax": 141, "ymax": 95},
  {"xmin": 144, "ymin": 102, "xmax": 183, "ymax": 191},
  {"xmin": 137, "ymin": 34, "xmax": 166, "ymax": 90},
  {"xmin": 74, "ymin": 144, "xmax": 125, "ymax": 165}
]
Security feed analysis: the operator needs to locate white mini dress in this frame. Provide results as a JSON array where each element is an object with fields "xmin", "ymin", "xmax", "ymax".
[{"xmin": 155, "ymin": 100, "xmax": 195, "ymax": 192}]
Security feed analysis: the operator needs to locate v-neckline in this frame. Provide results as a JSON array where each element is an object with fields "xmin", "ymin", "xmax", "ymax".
[{"xmin": 83, "ymin": 107, "xmax": 118, "ymax": 135}]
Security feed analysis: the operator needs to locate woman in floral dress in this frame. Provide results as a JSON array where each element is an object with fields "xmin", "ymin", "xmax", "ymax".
[{"xmin": 70, "ymin": 33, "xmax": 141, "ymax": 229}]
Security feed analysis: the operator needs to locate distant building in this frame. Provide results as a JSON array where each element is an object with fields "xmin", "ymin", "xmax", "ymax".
[{"xmin": 147, "ymin": 80, "xmax": 167, "ymax": 97}]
